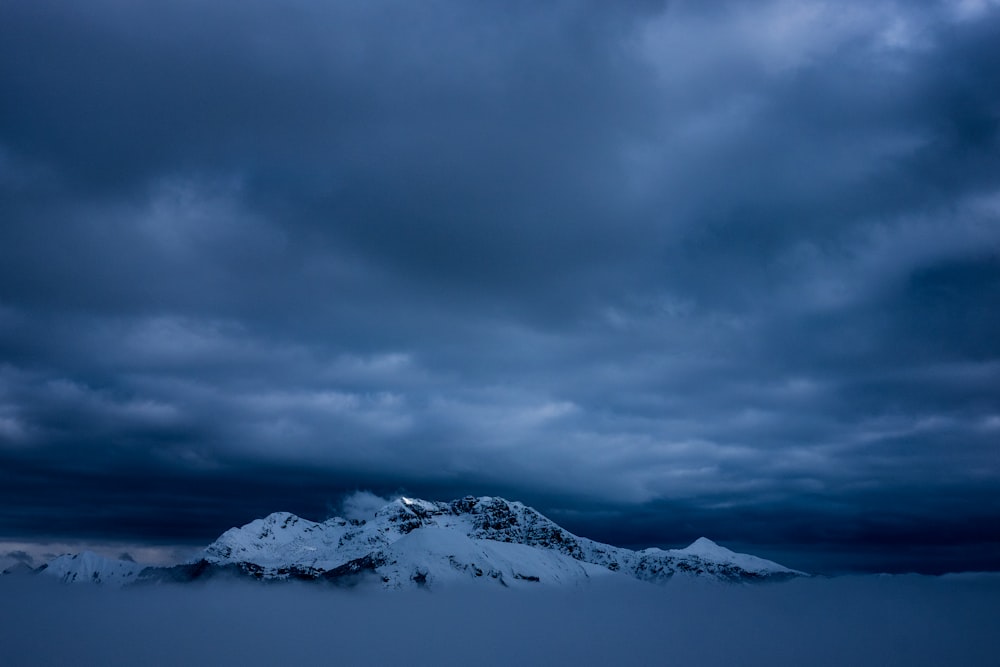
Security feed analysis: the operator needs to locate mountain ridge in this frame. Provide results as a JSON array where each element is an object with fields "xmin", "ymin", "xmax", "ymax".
[{"xmin": 29, "ymin": 495, "xmax": 806, "ymax": 588}]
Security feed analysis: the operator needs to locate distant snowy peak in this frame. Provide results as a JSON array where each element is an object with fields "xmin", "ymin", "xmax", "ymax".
[
  {"xmin": 1, "ymin": 561, "xmax": 36, "ymax": 576},
  {"xmin": 197, "ymin": 495, "xmax": 805, "ymax": 588},
  {"xmin": 667, "ymin": 537, "xmax": 796, "ymax": 575},
  {"xmin": 39, "ymin": 551, "xmax": 144, "ymax": 586},
  {"xmin": 678, "ymin": 536, "xmax": 727, "ymax": 555}
]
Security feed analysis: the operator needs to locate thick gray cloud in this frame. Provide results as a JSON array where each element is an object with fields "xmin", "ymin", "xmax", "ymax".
[{"xmin": 1, "ymin": 0, "xmax": 998, "ymax": 573}]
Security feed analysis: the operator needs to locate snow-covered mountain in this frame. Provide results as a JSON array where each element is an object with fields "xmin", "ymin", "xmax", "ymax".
[
  {"xmin": 24, "ymin": 496, "xmax": 806, "ymax": 589},
  {"xmin": 147, "ymin": 495, "xmax": 805, "ymax": 588},
  {"xmin": 38, "ymin": 551, "xmax": 145, "ymax": 585}
]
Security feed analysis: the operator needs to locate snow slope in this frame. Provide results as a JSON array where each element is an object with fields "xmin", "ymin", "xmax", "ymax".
[
  {"xmin": 39, "ymin": 551, "xmax": 145, "ymax": 586},
  {"xmin": 368, "ymin": 526, "xmax": 616, "ymax": 589}
]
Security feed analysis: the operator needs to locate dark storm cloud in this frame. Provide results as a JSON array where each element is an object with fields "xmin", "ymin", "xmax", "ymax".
[{"xmin": 1, "ymin": 0, "xmax": 999, "ymax": 573}]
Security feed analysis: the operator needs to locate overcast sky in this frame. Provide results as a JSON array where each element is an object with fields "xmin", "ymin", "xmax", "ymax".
[{"xmin": 1, "ymin": 0, "xmax": 998, "ymax": 574}]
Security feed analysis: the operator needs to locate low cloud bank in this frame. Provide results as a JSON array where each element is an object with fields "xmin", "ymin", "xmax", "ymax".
[
  {"xmin": 1, "ymin": 575, "xmax": 997, "ymax": 666},
  {"xmin": 340, "ymin": 490, "xmax": 392, "ymax": 522}
]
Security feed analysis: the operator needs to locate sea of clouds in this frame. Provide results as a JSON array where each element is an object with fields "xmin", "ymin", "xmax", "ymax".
[{"xmin": 1, "ymin": 573, "xmax": 997, "ymax": 666}]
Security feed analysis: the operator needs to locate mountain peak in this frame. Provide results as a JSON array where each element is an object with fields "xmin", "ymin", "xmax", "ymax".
[
  {"xmin": 669, "ymin": 537, "xmax": 805, "ymax": 577},
  {"xmin": 680, "ymin": 537, "xmax": 729, "ymax": 556},
  {"xmin": 39, "ymin": 550, "xmax": 144, "ymax": 585}
]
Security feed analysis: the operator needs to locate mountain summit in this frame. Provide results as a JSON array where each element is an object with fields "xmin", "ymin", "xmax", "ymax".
[{"xmin": 37, "ymin": 496, "xmax": 806, "ymax": 588}]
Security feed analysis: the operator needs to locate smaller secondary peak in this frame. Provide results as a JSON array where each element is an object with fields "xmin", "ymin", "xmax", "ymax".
[
  {"xmin": 685, "ymin": 537, "xmax": 728, "ymax": 553},
  {"xmin": 40, "ymin": 550, "xmax": 144, "ymax": 586},
  {"xmin": 670, "ymin": 537, "xmax": 803, "ymax": 575}
]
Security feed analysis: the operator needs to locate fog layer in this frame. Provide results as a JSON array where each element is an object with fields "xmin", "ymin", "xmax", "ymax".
[{"xmin": 1, "ymin": 575, "xmax": 997, "ymax": 666}]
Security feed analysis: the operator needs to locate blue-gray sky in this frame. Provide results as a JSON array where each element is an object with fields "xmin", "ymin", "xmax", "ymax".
[{"xmin": 1, "ymin": 0, "xmax": 999, "ymax": 574}]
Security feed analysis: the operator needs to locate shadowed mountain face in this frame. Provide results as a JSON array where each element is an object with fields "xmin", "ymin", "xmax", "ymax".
[{"xmin": 35, "ymin": 496, "xmax": 805, "ymax": 588}]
